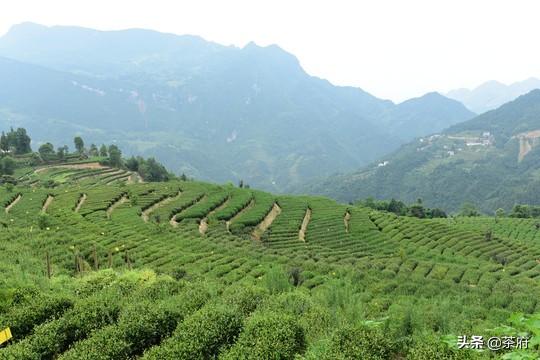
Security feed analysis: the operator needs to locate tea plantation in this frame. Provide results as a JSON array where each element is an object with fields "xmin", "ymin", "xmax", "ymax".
[{"xmin": 0, "ymin": 165, "xmax": 539, "ymax": 359}]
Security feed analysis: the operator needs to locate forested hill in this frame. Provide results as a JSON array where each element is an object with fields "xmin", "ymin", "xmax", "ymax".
[
  {"xmin": 0, "ymin": 22, "xmax": 474, "ymax": 192},
  {"xmin": 299, "ymin": 90, "xmax": 540, "ymax": 213}
]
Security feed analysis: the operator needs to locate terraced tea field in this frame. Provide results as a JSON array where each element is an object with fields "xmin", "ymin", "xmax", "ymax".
[{"xmin": 0, "ymin": 169, "xmax": 539, "ymax": 358}]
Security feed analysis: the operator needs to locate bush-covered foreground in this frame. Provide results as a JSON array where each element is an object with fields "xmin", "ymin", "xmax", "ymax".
[{"xmin": 0, "ymin": 172, "xmax": 539, "ymax": 358}]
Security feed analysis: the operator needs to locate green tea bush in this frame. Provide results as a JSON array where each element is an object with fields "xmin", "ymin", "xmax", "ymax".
[
  {"xmin": 58, "ymin": 325, "xmax": 130, "ymax": 360},
  {"xmin": 263, "ymin": 266, "xmax": 293, "ymax": 294},
  {"xmin": 61, "ymin": 281, "xmax": 213, "ymax": 359},
  {"xmin": 260, "ymin": 290, "xmax": 331, "ymax": 342},
  {"xmin": 220, "ymin": 311, "xmax": 305, "ymax": 360},
  {"xmin": 0, "ymin": 290, "xmax": 124, "ymax": 359},
  {"xmin": 407, "ymin": 336, "xmax": 484, "ymax": 360},
  {"xmin": 142, "ymin": 304, "xmax": 243, "ymax": 359},
  {"xmin": 221, "ymin": 285, "xmax": 268, "ymax": 316},
  {"xmin": 316, "ymin": 324, "xmax": 398, "ymax": 360},
  {"xmin": 1, "ymin": 294, "xmax": 73, "ymax": 340}
]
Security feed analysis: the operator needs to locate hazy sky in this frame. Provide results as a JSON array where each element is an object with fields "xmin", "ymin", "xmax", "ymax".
[{"xmin": 2, "ymin": 0, "xmax": 540, "ymax": 102}]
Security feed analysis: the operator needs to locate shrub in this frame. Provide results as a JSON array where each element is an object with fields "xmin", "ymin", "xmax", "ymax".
[
  {"xmin": 221, "ymin": 285, "xmax": 268, "ymax": 316},
  {"xmin": 288, "ymin": 267, "xmax": 303, "ymax": 287},
  {"xmin": 1, "ymin": 294, "xmax": 73, "ymax": 340},
  {"xmin": 143, "ymin": 304, "xmax": 243, "ymax": 359},
  {"xmin": 58, "ymin": 325, "xmax": 130, "ymax": 360},
  {"xmin": 170, "ymin": 268, "xmax": 187, "ymax": 280},
  {"xmin": 317, "ymin": 324, "xmax": 398, "ymax": 360},
  {"xmin": 1, "ymin": 290, "xmax": 124, "ymax": 358},
  {"xmin": 264, "ymin": 266, "xmax": 293, "ymax": 294},
  {"xmin": 60, "ymin": 282, "xmax": 212, "ymax": 359},
  {"xmin": 407, "ymin": 336, "xmax": 482, "ymax": 359},
  {"xmin": 37, "ymin": 214, "xmax": 52, "ymax": 230},
  {"xmin": 221, "ymin": 311, "xmax": 305, "ymax": 360}
]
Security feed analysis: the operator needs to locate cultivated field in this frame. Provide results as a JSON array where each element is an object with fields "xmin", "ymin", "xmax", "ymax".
[{"xmin": 0, "ymin": 167, "xmax": 538, "ymax": 359}]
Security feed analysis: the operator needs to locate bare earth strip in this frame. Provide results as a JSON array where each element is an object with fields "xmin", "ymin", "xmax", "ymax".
[
  {"xmin": 35, "ymin": 162, "xmax": 106, "ymax": 174},
  {"xmin": 298, "ymin": 208, "xmax": 312, "ymax": 242},
  {"xmin": 170, "ymin": 195, "xmax": 207, "ymax": 227},
  {"xmin": 344, "ymin": 211, "xmax": 351, "ymax": 233},
  {"xmin": 141, "ymin": 192, "xmax": 182, "ymax": 222},
  {"xmin": 74, "ymin": 194, "xmax": 87, "ymax": 213},
  {"xmin": 252, "ymin": 203, "xmax": 282, "ymax": 241},
  {"xmin": 106, "ymin": 195, "xmax": 128, "ymax": 219},
  {"xmin": 5, "ymin": 194, "xmax": 21, "ymax": 214},
  {"xmin": 226, "ymin": 199, "xmax": 255, "ymax": 232},
  {"xmin": 513, "ymin": 130, "xmax": 540, "ymax": 161},
  {"xmin": 41, "ymin": 195, "xmax": 54, "ymax": 214},
  {"xmin": 130, "ymin": 173, "xmax": 144, "ymax": 183},
  {"xmin": 199, "ymin": 197, "xmax": 230, "ymax": 235}
]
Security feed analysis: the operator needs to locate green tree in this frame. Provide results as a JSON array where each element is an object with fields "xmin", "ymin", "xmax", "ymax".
[
  {"xmin": 99, "ymin": 144, "xmax": 108, "ymax": 157},
  {"xmin": 495, "ymin": 208, "xmax": 505, "ymax": 222},
  {"xmin": 408, "ymin": 204, "xmax": 426, "ymax": 218},
  {"xmin": 125, "ymin": 157, "xmax": 140, "ymax": 172},
  {"xmin": 510, "ymin": 204, "xmax": 530, "ymax": 218},
  {"xmin": 108, "ymin": 145, "xmax": 122, "ymax": 167},
  {"xmin": 38, "ymin": 143, "xmax": 55, "ymax": 159},
  {"xmin": 138, "ymin": 158, "xmax": 170, "ymax": 182},
  {"xmin": 13, "ymin": 128, "xmax": 31, "ymax": 154},
  {"xmin": 458, "ymin": 202, "xmax": 480, "ymax": 217},
  {"xmin": 388, "ymin": 198, "xmax": 407, "ymax": 215},
  {"xmin": 0, "ymin": 131, "xmax": 8, "ymax": 151},
  {"xmin": 89, "ymin": 144, "xmax": 98, "ymax": 157},
  {"xmin": 427, "ymin": 208, "xmax": 447, "ymax": 218},
  {"xmin": 0, "ymin": 156, "xmax": 16, "ymax": 175},
  {"xmin": 74, "ymin": 136, "xmax": 85, "ymax": 154},
  {"xmin": 57, "ymin": 145, "xmax": 68, "ymax": 160}
]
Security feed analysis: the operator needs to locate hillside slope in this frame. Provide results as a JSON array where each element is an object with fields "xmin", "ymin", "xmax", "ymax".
[
  {"xmin": 301, "ymin": 90, "xmax": 540, "ymax": 213},
  {"xmin": 0, "ymin": 23, "xmax": 474, "ymax": 192},
  {"xmin": 1, "ymin": 165, "xmax": 540, "ymax": 358}
]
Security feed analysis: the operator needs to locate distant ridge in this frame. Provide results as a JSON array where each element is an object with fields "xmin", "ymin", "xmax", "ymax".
[
  {"xmin": 301, "ymin": 89, "xmax": 540, "ymax": 213},
  {"xmin": 447, "ymin": 78, "xmax": 540, "ymax": 114},
  {"xmin": 0, "ymin": 22, "xmax": 475, "ymax": 191}
]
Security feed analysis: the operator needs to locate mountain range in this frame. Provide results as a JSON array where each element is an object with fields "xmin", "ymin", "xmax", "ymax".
[
  {"xmin": 0, "ymin": 22, "xmax": 474, "ymax": 191},
  {"xmin": 447, "ymin": 78, "xmax": 540, "ymax": 114},
  {"xmin": 301, "ymin": 89, "xmax": 540, "ymax": 213}
]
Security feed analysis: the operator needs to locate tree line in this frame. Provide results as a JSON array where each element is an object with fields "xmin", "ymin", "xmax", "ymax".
[
  {"xmin": 357, "ymin": 198, "xmax": 448, "ymax": 219},
  {"xmin": 0, "ymin": 128, "xmax": 173, "ymax": 182}
]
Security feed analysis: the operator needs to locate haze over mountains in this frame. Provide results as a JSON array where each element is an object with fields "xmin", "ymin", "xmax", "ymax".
[
  {"xmin": 303, "ymin": 90, "xmax": 540, "ymax": 213},
  {"xmin": 0, "ymin": 22, "xmax": 475, "ymax": 191},
  {"xmin": 447, "ymin": 78, "xmax": 540, "ymax": 114}
]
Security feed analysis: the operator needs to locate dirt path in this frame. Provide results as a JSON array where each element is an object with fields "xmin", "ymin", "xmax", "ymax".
[
  {"xmin": 106, "ymin": 195, "xmax": 128, "ymax": 219},
  {"xmin": 199, "ymin": 197, "xmax": 230, "ymax": 235},
  {"xmin": 344, "ymin": 211, "xmax": 351, "ymax": 233},
  {"xmin": 141, "ymin": 192, "xmax": 182, "ymax": 222},
  {"xmin": 252, "ymin": 203, "xmax": 282, "ymax": 240},
  {"xmin": 298, "ymin": 208, "xmax": 312, "ymax": 242},
  {"xmin": 5, "ymin": 194, "xmax": 21, "ymax": 214},
  {"xmin": 74, "ymin": 193, "xmax": 87, "ymax": 213},
  {"xmin": 226, "ymin": 199, "xmax": 255, "ymax": 232},
  {"xmin": 35, "ymin": 162, "xmax": 106, "ymax": 174},
  {"xmin": 41, "ymin": 195, "xmax": 54, "ymax": 214}
]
